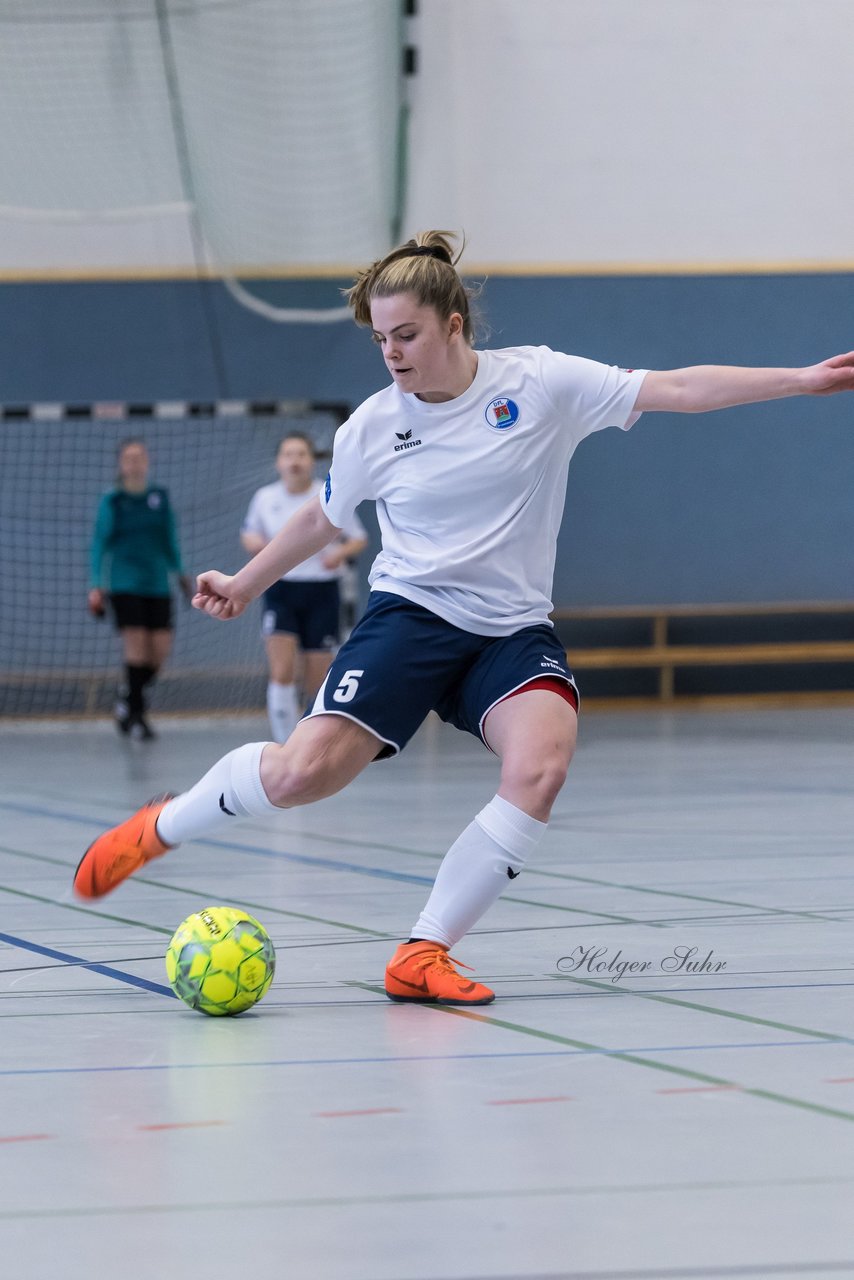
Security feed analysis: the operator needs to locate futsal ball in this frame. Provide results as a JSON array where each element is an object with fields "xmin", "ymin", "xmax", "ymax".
[{"xmin": 165, "ymin": 906, "xmax": 275, "ymax": 1016}]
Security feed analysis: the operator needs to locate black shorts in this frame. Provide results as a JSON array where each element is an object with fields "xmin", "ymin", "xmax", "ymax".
[
  {"xmin": 261, "ymin": 579, "xmax": 340, "ymax": 651},
  {"xmin": 109, "ymin": 593, "xmax": 173, "ymax": 631},
  {"xmin": 305, "ymin": 590, "xmax": 578, "ymax": 759}
]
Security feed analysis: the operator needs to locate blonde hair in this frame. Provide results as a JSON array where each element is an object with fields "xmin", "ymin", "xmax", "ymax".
[{"xmin": 345, "ymin": 230, "xmax": 476, "ymax": 343}]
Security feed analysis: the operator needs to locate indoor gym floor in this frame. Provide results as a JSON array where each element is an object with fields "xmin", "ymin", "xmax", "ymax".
[{"xmin": 1, "ymin": 705, "xmax": 853, "ymax": 1280}]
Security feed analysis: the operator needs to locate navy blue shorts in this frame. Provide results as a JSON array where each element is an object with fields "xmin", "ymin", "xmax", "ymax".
[
  {"xmin": 305, "ymin": 591, "xmax": 578, "ymax": 759},
  {"xmin": 261, "ymin": 580, "xmax": 340, "ymax": 651},
  {"xmin": 109, "ymin": 593, "xmax": 173, "ymax": 631}
]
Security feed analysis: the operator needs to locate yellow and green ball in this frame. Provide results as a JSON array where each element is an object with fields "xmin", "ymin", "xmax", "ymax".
[{"xmin": 165, "ymin": 906, "xmax": 275, "ymax": 1016}]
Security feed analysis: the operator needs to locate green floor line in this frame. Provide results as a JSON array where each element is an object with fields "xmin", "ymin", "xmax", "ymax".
[
  {"xmin": 555, "ymin": 974, "xmax": 854, "ymax": 1046},
  {"xmin": 349, "ymin": 981, "xmax": 854, "ymax": 1124},
  {"xmin": 2, "ymin": 1173, "xmax": 854, "ymax": 1220},
  {"xmin": 7, "ymin": 807, "xmax": 822, "ymax": 935},
  {"xmin": 0, "ymin": 882, "xmax": 173, "ymax": 934},
  {"xmin": 0, "ymin": 845, "xmax": 392, "ymax": 939},
  {"xmin": 137, "ymin": 873, "xmax": 394, "ymax": 937},
  {"xmin": 271, "ymin": 826, "xmax": 834, "ymax": 925},
  {"xmin": 527, "ymin": 868, "xmax": 841, "ymax": 923},
  {"xmin": 502, "ymin": 894, "xmax": 668, "ymax": 928}
]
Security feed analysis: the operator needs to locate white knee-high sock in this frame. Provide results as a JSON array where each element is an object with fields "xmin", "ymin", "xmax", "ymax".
[
  {"xmin": 267, "ymin": 682, "xmax": 300, "ymax": 744},
  {"xmin": 410, "ymin": 794, "xmax": 547, "ymax": 949},
  {"xmin": 155, "ymin": 741, "xmax": 279, "ymax": 846}
]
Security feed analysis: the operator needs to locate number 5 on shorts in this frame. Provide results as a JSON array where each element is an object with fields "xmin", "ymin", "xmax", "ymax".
[{"xmin": 332, "ymin": 669, "xmax": 364, "ymax": 704}]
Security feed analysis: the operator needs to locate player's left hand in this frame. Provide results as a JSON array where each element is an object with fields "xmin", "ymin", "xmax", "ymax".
[{"xmin": 802, "ymin": 350, "xmax": 854, "ymax": 395}]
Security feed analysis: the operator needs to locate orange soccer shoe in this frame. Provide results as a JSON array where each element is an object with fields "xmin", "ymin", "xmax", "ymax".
[
  {"xmin": 73, "ymin": 794, "xmax": 175, "ymax": 899},
  {"xmin": 385, "ymin": 941, "xmax": 495, "ymax": 1005}
]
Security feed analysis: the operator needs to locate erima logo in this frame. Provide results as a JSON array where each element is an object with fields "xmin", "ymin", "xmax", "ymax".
[
  {"xmin": 506, "ymin": 867, "xmax": 520, "ymax": 880},
  {"xmin": 219, "ymin": 792, "xmax": 236, "ymax": 816},
  {"xmin": 396, "ymin": 429, "xmax": 412, "ymax": 441},
  {"xmin": 540, "ymin": 656, "xmax": 562, "ymax": 669},
  {"xmin": 394, "ymin": 430, "xmax": 422, "ymax": 452}
]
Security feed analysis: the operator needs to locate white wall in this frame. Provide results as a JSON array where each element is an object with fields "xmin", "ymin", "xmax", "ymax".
[
  {"xmin": 405, "ymin": 0, "xmax": 854, "ymax": 269},
  {"xmin": 0, "ymin": 0, "xmax": 851, "ymax": 274}
]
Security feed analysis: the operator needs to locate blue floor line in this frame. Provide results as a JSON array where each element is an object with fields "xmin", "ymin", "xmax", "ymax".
[
  {"xmin": 0, "ymin": 800, "xmax": 434, "ymax": 886},
  {"xmin": 0, "ymin": 1037, "xmax": 833, "ymax": 1077},
  {"xmin": 0, "ymin": 931, "xmax": 174, "ymax": 999}
]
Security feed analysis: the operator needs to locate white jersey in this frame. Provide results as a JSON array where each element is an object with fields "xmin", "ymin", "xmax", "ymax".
[
  {"xmin": 242, "ymin": 477, "xmax": 367, "ymax": 583},
  {"xmin": 320, "ymin": 345, "xmax": 646, "ymax": 636}
]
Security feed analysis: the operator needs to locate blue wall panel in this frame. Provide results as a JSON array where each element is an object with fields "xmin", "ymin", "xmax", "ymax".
[{"xmin": 1, "ymin": 271, "xmax": 852, "ymax": 605}]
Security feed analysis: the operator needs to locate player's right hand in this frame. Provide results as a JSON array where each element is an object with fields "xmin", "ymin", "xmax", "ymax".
[
  {"xmin": 88, "ymin": 588, "xmax": 106, "ymax": 619},
  {"xmin": 192, "ymin": 571, "xmax": 249, "ymax": 620}
]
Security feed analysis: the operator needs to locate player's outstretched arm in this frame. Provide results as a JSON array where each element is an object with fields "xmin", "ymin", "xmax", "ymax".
[
  {"xmin": 193, "ymin": 496, "xmax": 341, "ymax": 622},
  {"xmin": 635, "ymin": 350, "xmax": 854, "ymax": 414}
]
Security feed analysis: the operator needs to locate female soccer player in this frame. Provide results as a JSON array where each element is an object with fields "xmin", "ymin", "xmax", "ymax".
[
  {"xmin": 241, "ymin": 432, "xmax": 367, "ymax": 743},
  {"xmin": 88, "ymin": 438, "xmax": 191, "ymax": 740},
  {"xmin": 75, "ymin": 232, "xmax": 854, "ymax": 1003}
]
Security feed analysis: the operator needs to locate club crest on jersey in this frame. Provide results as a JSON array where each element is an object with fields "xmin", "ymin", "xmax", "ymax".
[
  {"xmin": 147, "ymin": 491, "xmax": 162, "ymax": 509},
  {"xmin": 484, "ymin": 397, "xmax": 520, "ymax": 430}
]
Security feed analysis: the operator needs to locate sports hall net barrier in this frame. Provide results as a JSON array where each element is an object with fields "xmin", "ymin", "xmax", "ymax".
[
  {"xmin": 0, "ymin": 1, "xmax": 404, "ymax": 319},
  {"xmin": 0, "ymin": 401, "xmax": 352, "ymax": 718}
]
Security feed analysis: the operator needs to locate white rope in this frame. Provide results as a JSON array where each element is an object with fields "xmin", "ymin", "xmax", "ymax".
[{"xmin": 222, "ymin": 273, "xmax": 352, "ymax": 324}]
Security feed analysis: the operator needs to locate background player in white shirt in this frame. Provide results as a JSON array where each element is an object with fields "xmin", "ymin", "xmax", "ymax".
[
  {"xmin": 76, "ymin": 231, "xmax": 854, "ymax": 1006},
  {"xmin": 241, "ymin": 432, "xmax": 367, "ymax": 742}
]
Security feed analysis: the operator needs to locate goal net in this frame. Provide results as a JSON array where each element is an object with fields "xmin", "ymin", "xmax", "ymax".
[
  {"xmin": 0, "ymin": 401, "xmax": 357, "ymax": 719},
  {"xmin": 0, "ymin": 0, "xmax": 404, "ymax": 320}
]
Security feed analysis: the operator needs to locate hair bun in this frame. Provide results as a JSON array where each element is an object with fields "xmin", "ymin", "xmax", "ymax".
[{"xmin": 409, "ymin": 244, "xmax": 451, "ymax": 263}]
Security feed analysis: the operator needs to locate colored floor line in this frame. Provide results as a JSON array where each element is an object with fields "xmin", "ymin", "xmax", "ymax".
[
  {"xmin": 350, "ymin": 983, "xmax": 854, "ymax": 1124},
  {"xmin": 1, "ymin": 800, "xmax": 845, "ymax": 940},
  {"xmin": 555, "ymin": 974, "xmax": 854, "ymax": 1047},
  {"xmin": 296, "ymin": 824, "xmax": 842, "ymax": 924},
  {"xmin": 314, "ymin": 1107, "xmax": 402, "ymax": 1118},
  {"xmin": 0, "ymin": 843, "xmax": 392, "ymax": 938},
  {"xmin": 9, "ymin": 799, "xmax": 811, "ymax": 935},
  {"xmin": 1, "ymin": 1175, "xmax": 853, "ymax": 1221},
  {"xmin": 0, "ymin": 800, "xmax": 434, "ymax": 886},
  {"xmin": 0, "ymin": 825, "xmax": 670, "ymax": 935},
  {"xmin": 523, "ymin": 869, "xmax": 842, "ymax": 923},
  {"xmin": 0, "ymin": 931, "xmax": 174, "ymax": 999},
  {"xmin": 0, "ymin": 881, "xmax": 174, "ymax": 934},
  {"xmin": 487, "ymin": 1095, "xmax": 573, "ymax": 1105},
  {"xmin": 137, "ymin": 1121, "xmax": 225, "ymax": 1131},
  {"xmin": 504, "ymin": 894, "xmax": 668, "ymax": 928},
  {"xmin": 0, "ymin": 1038, "xmax": 828, "ymax": 1078}
]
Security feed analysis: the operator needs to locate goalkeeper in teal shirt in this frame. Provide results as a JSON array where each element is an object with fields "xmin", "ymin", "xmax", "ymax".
[{"xmin": 88, "ymin": 438, "xmax": 191, "ymax": 739}]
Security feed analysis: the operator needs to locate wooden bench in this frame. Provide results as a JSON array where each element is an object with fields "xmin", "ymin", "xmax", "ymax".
[{"xmin": 550, "ymin": 600, "xmax": 854, "ymax": 705}]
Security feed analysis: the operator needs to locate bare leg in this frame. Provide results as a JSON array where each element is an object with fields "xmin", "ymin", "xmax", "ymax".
[
  {"xmin": 486, "ymin": 689, "xmax": 577, "ymax": 820},
  {"xmin": 302, "ymin": 649, "xmax": 335, "ymax": 704},
  {"xmin": 266, "ymin": 632, "xmax": 298, "ymax": 684}
]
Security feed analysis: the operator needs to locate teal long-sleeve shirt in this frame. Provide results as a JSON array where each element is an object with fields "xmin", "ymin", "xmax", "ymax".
[{"xmin": 90, "ymin": 486, "xmax": 183, "ymax": 596}]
